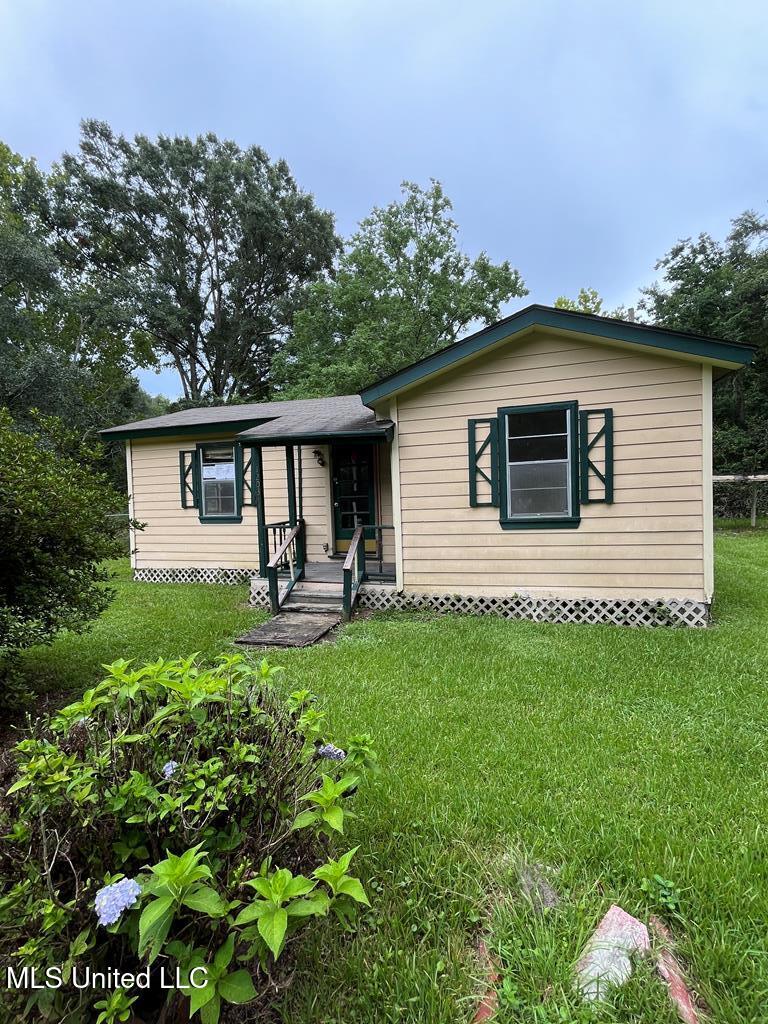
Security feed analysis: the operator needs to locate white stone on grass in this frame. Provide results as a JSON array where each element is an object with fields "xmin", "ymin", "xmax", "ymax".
[{"xmin": 575, "ymin": 904, "xmax": 650, "ymax": 1001}]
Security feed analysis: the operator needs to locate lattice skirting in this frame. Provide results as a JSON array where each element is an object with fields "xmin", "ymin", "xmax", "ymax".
[
  {"xmin": 250, "ymin": 581, "xmax": 270, "ymax": 609},
  {"xmin": 134, "ymin": 566, "xmax": 253, "ymax": 585},
  {"xmin": 356, "ymin": 588, "xmax": 710, "ymax": 628}
]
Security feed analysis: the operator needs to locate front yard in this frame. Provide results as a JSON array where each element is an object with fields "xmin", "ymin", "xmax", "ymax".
[{"xmin": 15, "ymin": 530, "xmax": 768, "ymax": 1022}]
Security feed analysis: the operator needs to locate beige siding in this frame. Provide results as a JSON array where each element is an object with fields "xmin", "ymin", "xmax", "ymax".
[
  {"xmin": 130, "ymin": 439, "xmax": 332, "ymax": 571},
  {"xmin": 301, "ymin": 445, "xmax": 332, "ymax": 561},
  {"xmin": 395, "ymin": 330, "xmax": 706, "ymax": 600},
  {"xmin": 375, "ymin": 447, "xmax": 396, "ymax": 562}
]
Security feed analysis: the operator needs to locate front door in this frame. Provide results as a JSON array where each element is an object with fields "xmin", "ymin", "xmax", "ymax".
[{"xmin": 332, "ymin": 445, "xmax": 376, "ymax": 553}]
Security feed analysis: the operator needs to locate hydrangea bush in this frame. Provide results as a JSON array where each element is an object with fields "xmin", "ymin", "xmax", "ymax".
[{"xmin": 0, "ymin": 654, "xmax": 377, "ymax": 1023}]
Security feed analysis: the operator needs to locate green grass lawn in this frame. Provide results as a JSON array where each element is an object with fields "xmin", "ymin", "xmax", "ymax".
[{"xmin": 16, "ymin": 533, "xmax": 768, "ymax": 1022}]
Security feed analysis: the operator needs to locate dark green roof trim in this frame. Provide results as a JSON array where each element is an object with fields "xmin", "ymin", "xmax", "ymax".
[
  {"xmin": 360, "ymin": 304, "xmax": 756, "ymax": 405},
  {"xmin": 101, "ymin": 419, "xmax": 269, "ymax": 441},
  {"xmin": 237, "ymin": 427, "xmax": 393, "ymax": 445}
]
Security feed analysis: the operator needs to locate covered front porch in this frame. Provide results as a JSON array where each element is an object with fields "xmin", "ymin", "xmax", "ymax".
[{"xmin": 237, "ymin": 408, "xmax": 396, "ymax": 620}]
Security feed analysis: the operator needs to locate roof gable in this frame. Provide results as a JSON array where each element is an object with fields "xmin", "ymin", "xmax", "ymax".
[{"xmin": 359, "ymin": 304, "xmax": 755, "ymax": 406}]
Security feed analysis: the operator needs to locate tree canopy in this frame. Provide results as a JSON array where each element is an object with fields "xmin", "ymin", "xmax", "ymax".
[
  {"xmin": 640, "ymin": 211, "xmax": 768, "ymax": 472},
  {"xmin": 554, "ymin": 287, "xmax": 627, "ymax": 319},
  {"xmin": 0, "ymin": 141, "xmax": 167, "ymax": 488},
  {"xmin": 51, "ymin": 121, "xmax": 339, "ymax": 402},
  {"xmin": 274, "ymin": 181, "xmax": 526, "ymax": 397}
]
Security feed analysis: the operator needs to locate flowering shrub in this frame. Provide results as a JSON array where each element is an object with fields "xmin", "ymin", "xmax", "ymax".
[{"xmin": 0, "ymin": 654, "xmax": 375, "ymax": 1022}]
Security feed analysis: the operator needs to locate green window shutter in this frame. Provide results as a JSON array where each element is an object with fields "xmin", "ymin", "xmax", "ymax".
[
  {"xmin": 468, "ymin": 417, "xmax": 499, "ymax": 507},
  {"xmin": 179, "ymin": 449, "xmax": 200, "ymax": 509},
  {"xmin": 239, "ymin": 445, "xmax": 257, "ymax": 507},
  {"xmin": 234, "ymin": 443, "xmax": 253, "ymax": 515},
  {"xmin": 579, "ymin": 409, "xmax": 614, "ymax": 504}
]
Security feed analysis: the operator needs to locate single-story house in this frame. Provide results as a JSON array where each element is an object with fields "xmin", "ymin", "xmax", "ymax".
[{"xmin": 102, "ymin": 305, "xmax": 754, "ymax": 627}]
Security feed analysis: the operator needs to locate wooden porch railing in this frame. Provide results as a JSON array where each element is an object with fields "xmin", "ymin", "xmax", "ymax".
[
  {"xmin": 342, "ymin": 525, "xmax": 366, "ymax": 622},
  {"xmin": 362, "ymin": 524, "xmax": 395, "ymax": 578},
  {"xmin": 266, "ymin": 519, "xmax": 306, "ymax": 614},
  {"xmin": 265, "ymin": 520, "xmax": 292, "ymax": 565}
]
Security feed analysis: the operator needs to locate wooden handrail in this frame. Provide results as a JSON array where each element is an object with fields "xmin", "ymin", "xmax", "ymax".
[
  {"xmin": 267, "ymin": 522, "xmax": 302, "ymax": 569},
  {"xmin": 342, "ymin": 525, "xmax": 366, "ymax": 622},
  {"xmin": 343, "ymin": 525, "xmax": 365, "ymax": 571},
  {"xmin": 266, "ymin": 519, "xmax": 305, "ymax": 614}
]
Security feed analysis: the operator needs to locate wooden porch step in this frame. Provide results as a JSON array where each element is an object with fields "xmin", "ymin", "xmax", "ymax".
[
  {"xmin": 287, "ymin": 591, "xmax": 342, "ymax": 604},
  {"xmin": 294, "ymin": 580, "xmax": 344, "ymax": 594},
  {"xmin": 286, "ymin": 582, "xmax": 343, "ymax": 614},
  {"xmin": 283, "ymin": 602, "xmax": 342, "ymax": 614}
]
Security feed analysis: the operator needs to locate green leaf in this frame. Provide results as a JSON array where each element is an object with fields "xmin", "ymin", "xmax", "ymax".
[
  {"xmin": 286, "ymin": 892, "xmax": 330, "ymax": 917},
  {"xmin": 213, "ymin": 933, "xmax": 235, "ymax": 971},
  {"xmin": 337, "ymin": 847, "xmax": 359, "ymax": 873},
  {"xmin": 245, "ymin": 876, "xmax": 273, "ymax": 900},
  {"xmin": 269, "ymin": 868, "xmax": 292, "ymax": 900},
  {"xmin": 322, "ymin": 805, "xmax": 344, "ymax": 833},
  {"xmin": 189, "ymin": 977, "xmax": 216, "ymax": 1016},
  {"xmin": 183, "ymin": 886, "xmax": 228, "ymax": 918},
  {"xmin": 283, "ymin": 874, "xmax": 315, "ymax": 899},
  {"xmin": 233, "ymin": 901, "xmax": 269, "ymax": 926},
  {"xmin": 258, "ymin": 906, "xmax": 288, "ymax": 959},
  {"xmin": 337, "ymin": 877, "xmax": 370, "ymax": 905},
  {"xmin": 199, "ymin": 993, "xmax": 221, "ymax": 1024},
  {"xmin": 291, "ymin": 809, "xmax": 318, "ymax": 831},
  {"xmin": 69, "ymin": 928, "xmax": 91, "ymax": 958},
  {"xmin": 218, "ymin": 969, "xmax": 257, "ymax": 1005},
  {"xmin": 138, "ymin": 895, "xmax": 174, "ymax": 961},
  {"xmin": 5, "ymin": 777, "xmax": 33, "ymax": 796}
]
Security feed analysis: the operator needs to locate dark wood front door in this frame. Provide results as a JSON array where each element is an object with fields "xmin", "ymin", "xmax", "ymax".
[{"xmin": 332, "ymin": 445, "xmax": 376, "ymax": 553}]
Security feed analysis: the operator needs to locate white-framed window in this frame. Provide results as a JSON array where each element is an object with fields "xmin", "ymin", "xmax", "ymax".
[
  {"xmin": 199, "ymin": 444, "xmax": 237, "ymax": 518},
  {"xmin": 503, "ymin": 404, "xmax": 574, "ymax": 519}
]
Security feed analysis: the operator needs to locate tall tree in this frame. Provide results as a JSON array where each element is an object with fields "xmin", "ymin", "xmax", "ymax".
[
  {"xmin": 51, "ymin": 121, "xmax": 339, "ymax": 402},
  {"xmin": 274, "ymin": 181, "xmax": 526, "ymax": 397},
  {"xmin": 0, "ymin": 141, "xmax": 166, "ymax": 488},
  {"xmin": 641, "ymin": 211, "xmax": 768, "ymax": 473},
  {"xmin": 0, "ymin": 143, "xmax": 59, "ymax": 349}
]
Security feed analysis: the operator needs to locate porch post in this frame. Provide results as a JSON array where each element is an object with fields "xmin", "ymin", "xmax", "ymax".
[
  {"xmin": 253, "ymin": 446, "xmax": 268, "ymax": 578},
  {"xmin": 285, "ymin": 445, "xmax": 297, "ymax": 527},
  {"xmin": 297, "ymin": 446, "xmax": 304, "ymax": 519}
]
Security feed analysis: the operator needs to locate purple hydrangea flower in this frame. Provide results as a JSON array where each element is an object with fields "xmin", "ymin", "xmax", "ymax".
[
  {"xmin": 94, "ymin": 878, "xmax": 141, "ymax": 926},
  {"xmin": 317, "ymin": 743, "xmax": 346, "ymax": 762},
  {"xmin": 162, "ymin": 760, "xmax": 179, "ymax": 780}
]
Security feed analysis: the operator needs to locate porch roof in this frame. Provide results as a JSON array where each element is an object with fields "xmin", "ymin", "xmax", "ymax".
[
  {"xmin": 101, "ymin": 394, "xmax": 393, "ymax": 443},
  {"xmin": 235, "ymin": 395, "xmax": 393, "ymax": 445}
]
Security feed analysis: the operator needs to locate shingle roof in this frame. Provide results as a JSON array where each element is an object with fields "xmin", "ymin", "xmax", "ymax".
[
  {"xmin": 101, "ymin": 395, "xmax": 393, "ymax": 442},
  {"xmin": 236, "ymin": 396, "xmax": 391, "ymax": 442}
]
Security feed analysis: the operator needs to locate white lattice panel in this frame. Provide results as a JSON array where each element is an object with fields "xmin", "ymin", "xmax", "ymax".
[
  {"xmin": 134, "ymin": 569, "xmax": 709, "ymax": 628},
  {"xmin": 356, "ymin": 587, "xmax": 709, "ymax": 628},
  {"xmin": 249, "ymin": 581, "xmax": 270, "ymax": 609},
  {"xmin": 133, "ymin": 567, "xmax": 252, "ymax": 586}
]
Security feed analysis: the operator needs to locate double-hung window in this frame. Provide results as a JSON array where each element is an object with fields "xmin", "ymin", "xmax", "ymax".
[
  {"xmin": 498, "ymin": 401, "xmax": 579, "ymax": 528},
  {"xmin": 199, "ymin": 444, "xmax": 240, "ymax": 522}
]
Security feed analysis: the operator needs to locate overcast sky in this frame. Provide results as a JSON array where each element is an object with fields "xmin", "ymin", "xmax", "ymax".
[{"xmin": 1, "ymin": 0, "xmax": 766, "ymax": 397}]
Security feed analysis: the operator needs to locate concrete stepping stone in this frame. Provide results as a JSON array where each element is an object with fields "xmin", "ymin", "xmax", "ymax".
[{"xmin": 575, "ymin": 904, "xmax": 650, "ymax": 1001}]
